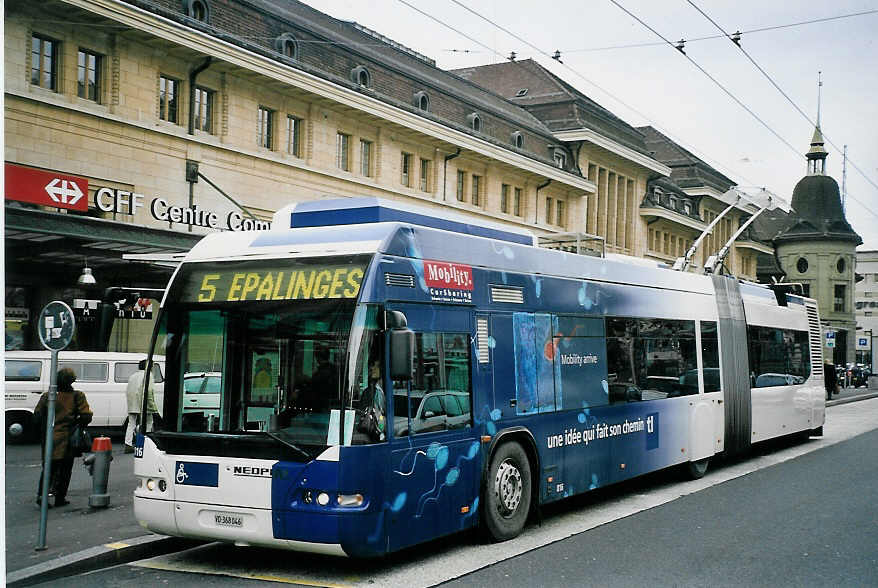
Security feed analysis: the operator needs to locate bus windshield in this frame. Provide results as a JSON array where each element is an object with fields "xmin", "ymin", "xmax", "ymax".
[{"xmin": 149, "ymin": 256, "xmax": 384, "ymax": 457}]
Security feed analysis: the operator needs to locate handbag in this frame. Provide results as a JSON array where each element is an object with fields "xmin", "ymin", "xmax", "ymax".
[{"xmin": 70, "ymin": 392, "xmax": 92, "ymax": 457}]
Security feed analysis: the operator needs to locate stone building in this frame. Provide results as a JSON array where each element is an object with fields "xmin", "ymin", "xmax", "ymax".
[
  {"xmin": 854, "ymin": 250, "xmax": 878, "ymax": 368},
  {"xmin": 754, "ymin": 125, "xmax": 862, "ymax": 364},
  {"xmin": 4, "ymin": 0, "xmax": 591, "ymax": 351},
  {"xmin": 4, "ymin": 0, "xmax": 777, "ymax": 353},
  {"xmin": 452, "ymin": 61, "xmax": 764, "ymax": 276}
]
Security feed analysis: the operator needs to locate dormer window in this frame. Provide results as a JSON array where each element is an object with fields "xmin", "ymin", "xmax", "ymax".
[
  {"xmin": 511, "ymin": 131, "xmax": 524, "ymax": 149},
  {"xmin": 184, "ymin": 0, "xmax": 210, "ymax": 23},
  {"xmin": 351, "ymin": 65, "xmax": 371, "ymax": 88},
  {"xmin": 467, "ymin": 112, "xmax": 481, "ymax": 132},
  {"xmin": 274, "ymin": 33, "xmax": 298, "ymax": 60},
  {"xmin": 668, "ymin": 196, "xmax": 678, "ymax": 210},
  {"xmin": 552, "ymin": 148, "xmax": 566, "ymax": 168},
  {"xmin": 413, "ymin": 90, "xmax": 430, "ymax": 112},
  {"xmin": 682, "ymin": 201, "xmax": 692, "ymax": 215}
]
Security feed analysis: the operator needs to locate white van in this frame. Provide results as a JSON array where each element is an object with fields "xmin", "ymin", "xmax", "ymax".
[{"xmin": 4, "ymin": 351, "xmax": 165, "ymax": 443}]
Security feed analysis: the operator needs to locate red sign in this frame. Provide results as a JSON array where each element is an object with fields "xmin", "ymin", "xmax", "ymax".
[
  {"xmin": 423, "ymin": 260, "xmax": 474, "ymax": 290},
  {"xmin": 5, "ymin": 163, "xmax": 88, "ymax": 211}
]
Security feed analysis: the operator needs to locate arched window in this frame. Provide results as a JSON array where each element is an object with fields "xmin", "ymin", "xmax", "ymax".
[
  {"xmin": 183, "ymin": 0, "xmax": 210, "ymax": 23},
  {"xmin": 351, "ymin": 65, "xmax": 371, "ymax": 88},
  {"xmin": 467, "ymin": 112, "xmax": 481, "ymax": 132},
  {"xmin": 511, "ymin": 131, "xmax": 524, "ymax": 149},
  {"xmin": 274, "ymin": 33, "xmax": 298, "ymax": 60},
  {"xmin": 413, "ymin": 90, "xmax": 430, "ymax": 112}
]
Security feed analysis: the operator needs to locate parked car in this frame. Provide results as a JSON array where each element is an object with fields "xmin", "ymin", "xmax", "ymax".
[
  {"xmin": 4, "ymin": 351, "xmax": 164, "ymax": 443},
  {"xmin": 393, "ymin": 390, "xmax": 470, "ymax": 436},
  {"xmin": 754, "ymin": 372, "xmax": 796, "ymax": 388}
]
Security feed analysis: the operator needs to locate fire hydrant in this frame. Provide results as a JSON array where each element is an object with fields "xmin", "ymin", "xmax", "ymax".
[{"xmin": 83, "ymin": 437, "xmax": 113, "ymax": 508}]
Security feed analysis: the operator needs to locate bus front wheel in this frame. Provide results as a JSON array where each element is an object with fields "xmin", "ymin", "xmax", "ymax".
[{"xmin": 483, "ymin": 441, "xmax": 532, "ymax": 542}]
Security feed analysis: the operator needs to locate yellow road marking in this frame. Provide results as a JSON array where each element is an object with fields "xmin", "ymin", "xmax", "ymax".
[{"xmin": 135, "ymin": 559, "xmax": 353, "ymax": 587}]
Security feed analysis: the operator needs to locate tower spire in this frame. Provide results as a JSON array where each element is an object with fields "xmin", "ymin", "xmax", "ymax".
[{"xmin": 807, "ymin": 71, "xmax": 828, "ymax": 175}]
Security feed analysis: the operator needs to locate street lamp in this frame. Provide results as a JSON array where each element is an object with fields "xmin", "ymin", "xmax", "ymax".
[{"xmin": 77, "ymin": 260, "xmax": 97, "ymax": 285}]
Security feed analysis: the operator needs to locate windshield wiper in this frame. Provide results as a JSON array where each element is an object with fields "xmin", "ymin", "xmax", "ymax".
[{"xmin": 264, "ymin": 431, "xmax": 313, "ymax": 462}]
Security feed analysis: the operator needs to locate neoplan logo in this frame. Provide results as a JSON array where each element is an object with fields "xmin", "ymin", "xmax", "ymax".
[{"xmin": 233, "ymin": 465, "xmax": 272, "ymax": 478}]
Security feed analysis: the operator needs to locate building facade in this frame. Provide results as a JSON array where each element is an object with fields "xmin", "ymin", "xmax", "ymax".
[
  {"xmin": 5, "ymin": 0, "xmax": 783, "ymax": 354},
  {"xmin": 5, "ymin": 0, "xmax": 593, "ymax": 351},
  {"xmin": 754, "ymin": 125, "xmax": 862, "ymax": 365},
  {"xmin": 854, "ymin": 250, "xmax": 878, "ymax": 368}
]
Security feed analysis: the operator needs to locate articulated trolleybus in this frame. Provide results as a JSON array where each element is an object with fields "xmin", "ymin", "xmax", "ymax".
[{"xmin": 134, "ymin": 197, "xmax": 825, "ymax": 557}]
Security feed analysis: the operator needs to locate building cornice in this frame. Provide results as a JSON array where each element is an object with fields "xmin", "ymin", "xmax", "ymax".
[
  {"xmin": 734, "ymin": 240, "xmax": 774, "ymax": 255},
  {"xmin": 638, "ymin": 206, "xmax": 706, "ymax": 232},
  {"xmin": 60, "ymin": 0, "xmax": 594, "ymax": 193},
  {"xmin": 682, "ymin": 186, "xmax": 760, "ymax": 214},
  {"xmin": 554, "ymin": 128, "xmax": 671, "ymax": 177}
]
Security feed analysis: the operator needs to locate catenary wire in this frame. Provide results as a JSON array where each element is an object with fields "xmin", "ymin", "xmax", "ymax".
[
  {"xmin": 436, "ymin": 0, "xmax": 761, "ymax": 187},
  {"xmin": 685, "ymin": 0, "xmax": 878, "ymax": 219}
]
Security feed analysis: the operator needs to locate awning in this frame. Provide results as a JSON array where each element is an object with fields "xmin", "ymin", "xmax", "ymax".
[{"xmin": 5, "ymin": 206, "xmax": 203, "ymax": 286}]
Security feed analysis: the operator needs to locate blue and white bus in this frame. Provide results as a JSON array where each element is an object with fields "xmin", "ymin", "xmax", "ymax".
[{"xmin": 134, "ymin": 197, "xmax": 825, "ymax": 557}]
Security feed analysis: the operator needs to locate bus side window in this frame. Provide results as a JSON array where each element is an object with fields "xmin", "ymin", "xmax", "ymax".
[{"xmin": 402, "ymin": 332, "xmax": 472, "ymax": 436}]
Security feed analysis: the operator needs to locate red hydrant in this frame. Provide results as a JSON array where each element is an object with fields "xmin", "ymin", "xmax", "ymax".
[{"xmin": 83, "ymin": 437, "xmax": 113, "ymax": 508}]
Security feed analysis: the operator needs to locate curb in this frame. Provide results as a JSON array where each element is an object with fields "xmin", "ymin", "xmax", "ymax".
[
  {"xmin": 827, "ymin": 391, "xmax": 878, "ymax": 407},
  {"xmin": 6, "ymin": 535, "xmax": 201, "ymax": 587}
]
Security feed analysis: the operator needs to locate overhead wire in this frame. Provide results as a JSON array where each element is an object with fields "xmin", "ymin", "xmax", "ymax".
[
  {"xmin": 441, "ymin": 9, "xmax": 878, "ymax": 56},
  {"xmin": 430, "ymin": 0, "xmax": 762, "ymax": 187},
  {"xmin": 684, "ymin": 0, "xmax": 878, "ymax": 220},
  {"xmin": 607, "ymin": 0, "xmax": 802, "ymax": 162}
]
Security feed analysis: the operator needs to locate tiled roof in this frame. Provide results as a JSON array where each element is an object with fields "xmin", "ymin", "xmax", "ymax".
[{"xmin": 452, "ymin": 59, "xmax": 652, "ymax": 155}]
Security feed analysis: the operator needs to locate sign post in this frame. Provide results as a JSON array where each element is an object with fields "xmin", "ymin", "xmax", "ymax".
[{"xmin": 35, "ymin": 301, "xmax": 75, "ymax": 551}]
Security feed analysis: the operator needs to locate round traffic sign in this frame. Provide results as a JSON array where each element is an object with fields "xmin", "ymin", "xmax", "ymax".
[{"xmin": 38, "ymin": 301, "xmax": 76, "ymax": 351}]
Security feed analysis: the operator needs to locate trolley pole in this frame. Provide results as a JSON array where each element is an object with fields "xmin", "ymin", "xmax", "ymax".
[{"xmin": 35, "ymin": 301, "xmax": 75, "ymax": 551}]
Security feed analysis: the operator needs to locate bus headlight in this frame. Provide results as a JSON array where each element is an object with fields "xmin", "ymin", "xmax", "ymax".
[
  {"xmin": 337, "ymin": 493, "xmax": 364, "ymax": 507},
  {"xmin": 316, "ymin": 492, "xmax": 330, "ymax": 506},
  {"xmin": 146, "ymin": 479, "xmax": 156, "ymax": 491}
]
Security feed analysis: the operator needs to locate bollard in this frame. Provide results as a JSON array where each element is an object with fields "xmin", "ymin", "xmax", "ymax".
[{"xmin": 83, "ymin": 436, "xmax": 113, "ymax": 508}]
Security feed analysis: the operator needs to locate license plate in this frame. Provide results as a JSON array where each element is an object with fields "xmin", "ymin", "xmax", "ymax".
[{"xmin": 214, "ymin": 513, "xmax": 243, "ymax": 527}]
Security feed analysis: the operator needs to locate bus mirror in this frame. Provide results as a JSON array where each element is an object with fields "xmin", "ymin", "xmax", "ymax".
[
  {"xmin": 389, "ymin": 328, "xmax": 414, "ymax": 381},
  {"xmin": 385, "ymin": 310, "xmax": 408, "ymax": 330}
]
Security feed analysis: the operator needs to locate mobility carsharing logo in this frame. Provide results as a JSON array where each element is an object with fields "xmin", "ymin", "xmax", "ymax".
[{"xmin": 45, "ymin": 178, "xmax": 85, "ymax": 206}]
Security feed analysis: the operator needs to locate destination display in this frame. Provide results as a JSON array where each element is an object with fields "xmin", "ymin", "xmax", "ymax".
[{"xmin": 182, "ymin": 262, "xmax": 366, "ymax": 303}]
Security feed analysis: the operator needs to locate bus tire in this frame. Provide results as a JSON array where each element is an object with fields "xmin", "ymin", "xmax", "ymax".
[
  {"xmin": 483, "ymin": 441, "xmax": 532, "ymax": 542},
  {"xmin": 685, "ymin": 457, "xmax": 710, "ymax": 480}
]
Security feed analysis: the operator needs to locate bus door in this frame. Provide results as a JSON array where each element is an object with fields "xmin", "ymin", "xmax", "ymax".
[{"xmin": 386, "ymin": 303, "xmax": 479, "ymax": 551}]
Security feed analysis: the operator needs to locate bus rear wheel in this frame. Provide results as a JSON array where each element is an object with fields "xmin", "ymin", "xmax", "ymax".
[
  {"xmin": 685, "ymin": 457, "xmax": 710, "ymax": 480},
  {"xmin": 483, "ymin": 441, "xmax": 531, "ymax": 542}
]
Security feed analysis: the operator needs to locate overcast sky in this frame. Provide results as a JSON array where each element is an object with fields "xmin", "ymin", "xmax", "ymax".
[{"xmin": 303, "ymin": 0, "xmax": 878, "ymax": 250}]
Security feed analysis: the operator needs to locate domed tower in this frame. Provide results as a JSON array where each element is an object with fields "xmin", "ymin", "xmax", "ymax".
[{"xmin": 774, "ymin": 122, "xmax": 862, "ymax": 365}]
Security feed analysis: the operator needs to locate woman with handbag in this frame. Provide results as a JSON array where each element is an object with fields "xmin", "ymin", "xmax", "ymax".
[{"xmin": 34, "ymin": 367, "xmax": 93, "ymax": 507}]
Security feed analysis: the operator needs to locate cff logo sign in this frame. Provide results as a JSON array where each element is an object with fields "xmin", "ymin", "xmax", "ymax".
[
  {"xmin": 4, "ymin": 163, "xmax": 88, "ymax": 211},
  {"xmin": 423, "ymin": 260, "xmax": 474, "ymax": 304}
]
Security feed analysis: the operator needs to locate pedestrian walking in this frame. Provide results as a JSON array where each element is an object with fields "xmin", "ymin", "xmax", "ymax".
[
  {"xmin": 824, "ymin": 362, "xmax": 837, "ymax": 400},
  {"xmin": 125, "ymin": 359, "xmax": 159, "ymax": 453},
  {"xmin": 34, "ymin": 367, "xmax": 92, "ymax": 507}
]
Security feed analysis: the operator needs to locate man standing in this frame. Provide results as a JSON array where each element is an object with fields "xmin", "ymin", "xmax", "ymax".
[{"xmin": 125, "ymin": 359, "xmax": 158, "ymax": 453}]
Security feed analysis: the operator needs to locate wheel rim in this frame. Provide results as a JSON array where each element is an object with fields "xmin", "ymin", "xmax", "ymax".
[{"xmin": 494, "ymin": 458, "xmax": 523, "ymax": 517}]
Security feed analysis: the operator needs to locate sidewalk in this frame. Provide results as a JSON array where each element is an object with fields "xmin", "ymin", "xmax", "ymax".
[
  {"xmin": 4, "ymin": 440, "xmax": 194, "ymax": 586},
  {"xmin": 5, "ymin": 379, "xmax": 878, "ymax": 586},
  {"xmin": 827, "ymin": 373, "xmax": 878, "ymax": 406}
]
